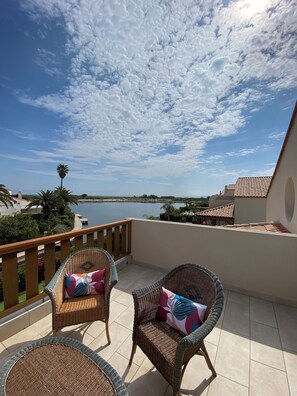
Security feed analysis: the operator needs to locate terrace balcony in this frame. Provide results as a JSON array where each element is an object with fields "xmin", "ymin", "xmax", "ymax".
[{"xmin": 1, "ymin": 218, "xmax": 297, "ymax": 395}]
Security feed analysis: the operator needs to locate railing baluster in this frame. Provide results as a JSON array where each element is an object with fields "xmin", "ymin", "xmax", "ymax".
[
  {"xmin": 2, "ymin": 253, "xmax": 19, "ymax": 309},
  {"xmin": 114, "ymin": 226, "xmax": 120, "ymax": 259},
  {"xmin": 106, "ymin": 228, "xmax": 112, "ymax": 254},
  {"xmin": 75, "ymin": 236, "xmax": 83, "ymax": 250},
  {"xmin": 87, "ymin": 233, "xmax": 94, "ymax": 247},
  {"xmin": 25, "ymin": 248, "xmax": 39, "ymax": 299},
  {"xmin": 128, "ymin": 222, "xmax": 132, "ymax": 254},
  {"xmin": 97, "ymin": 231, "xmax": 104, "ymax": 248},
  {"xmin": 60, "ymin": 239, "xmax": 70, "ymax": 261},
  {"xmin": 44, "ymin": 243, "xmax": 57, "ymax": 285},
  {"xmin": 121, "ymin": 225, "xmax": 127, "ymax": 255}
]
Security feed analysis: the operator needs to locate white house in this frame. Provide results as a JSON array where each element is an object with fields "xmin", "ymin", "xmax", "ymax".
[{"xmin": 266, "ymin": 102, "xmax": 297, "ymax": 233}]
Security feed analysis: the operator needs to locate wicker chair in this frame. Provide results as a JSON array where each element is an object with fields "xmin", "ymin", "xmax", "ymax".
[
  {"xmin": 129, "ymin": 264, "xmax": 224, "ymax": 396},
  {"xmin": 45, "ymin": 248, "xmax": 118, "ymax": 344}
]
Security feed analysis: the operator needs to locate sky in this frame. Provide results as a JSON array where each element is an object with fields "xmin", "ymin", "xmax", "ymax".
[{"xmin": 0, "ymin": 0, "xmax": 296, "ymax": 197}]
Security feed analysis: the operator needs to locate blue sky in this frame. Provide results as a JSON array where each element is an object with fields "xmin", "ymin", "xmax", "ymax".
[{"xmin": 0, "ymin": 0, "xmax": 296, "ymax": 197}]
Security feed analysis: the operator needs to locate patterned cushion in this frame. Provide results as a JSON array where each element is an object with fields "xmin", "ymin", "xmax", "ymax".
[
  {"xmin": 156, "ymin": 287, "xmax": 207, "ymax": 335},
  {"xmin": 64, "ymin": 269, "xmax": 105, "ymax": 299}
]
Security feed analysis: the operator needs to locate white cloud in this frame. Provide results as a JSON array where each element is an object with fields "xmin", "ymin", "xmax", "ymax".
[
  {"xmin": 268, "ymin": 131, "xmax": 286, "ymax": 140},
  {"xmin": 17, "ymin": 0, "xmax": 297, "ymax": 180}
]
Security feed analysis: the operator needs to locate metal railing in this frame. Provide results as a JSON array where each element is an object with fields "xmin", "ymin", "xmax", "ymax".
[{"xmin": 0, "ymin": 219, "xmax": 132, "ymax": 319}]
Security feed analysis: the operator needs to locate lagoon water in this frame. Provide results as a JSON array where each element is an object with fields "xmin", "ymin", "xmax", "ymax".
[{"xmin": 70, "ymin": 201, "xmax": 182, "ymax": 227}]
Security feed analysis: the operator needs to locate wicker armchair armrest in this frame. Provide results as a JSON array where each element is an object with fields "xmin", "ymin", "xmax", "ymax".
[
  {"xmin": 132, "ymin": 280, "xmax": 163, "ymax": 325},
  {"xmin": 104, "ymin": 255, "xmax": 118, "ymax": 306},
  {"xmin": 44, "ymin": 263, "xmax": 66, "ymax": 312}
]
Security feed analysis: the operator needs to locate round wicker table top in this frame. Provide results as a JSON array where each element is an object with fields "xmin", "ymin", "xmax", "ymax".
[{"xmin": 0, "ymin": 337, "xmax": 128, "ymax": 396}]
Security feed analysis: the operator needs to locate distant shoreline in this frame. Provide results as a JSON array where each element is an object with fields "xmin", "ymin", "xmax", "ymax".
[{"xmin": 77, "ymin": 198, "xmax": 180, "ymax": 203}]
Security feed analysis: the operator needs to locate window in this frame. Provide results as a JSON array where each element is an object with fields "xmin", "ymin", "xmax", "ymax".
[{"xmin": 285, "ymin": 177, "xmax": 295, "ymax": 221}]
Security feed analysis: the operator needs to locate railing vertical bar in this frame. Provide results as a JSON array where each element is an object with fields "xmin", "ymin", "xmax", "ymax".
[
  {"xmin": 87, "ymin": 233, "xmax": 94, "ymax": 247},
  {"xmin": 128, "ymin": 222, "xmax": 132, "ymax": 254},
  {"xmin": 114, "ymin": 226, "xmax": 120, "ymax": 259},
  {"xmin": 25, "ymin": 248, "xmax": 39, "ymax": 299},
  {"xmin": 97, "ymin": 231, "xmax": 104, "ymax": 248},
  {"xmin": 44, "ymin": 243, "xmax": 57, "ymax": 285},
  {"xmin": 106, "ymin": 228, "xmax": 112, "ymax": 255},
  {"xmin": 60, "ymin": 239, "xmax": 70, "ymax": 261},
  {"xmin": 121, "ymin": 225, "xmax": 127, "ymax": 255},
  {"xmin": 75, "ymin": 236, "xmax": 83, "ymax": 250},
  {"xmin": 2, "ymin": 253, "xmax": 19, "ymax": 309}
]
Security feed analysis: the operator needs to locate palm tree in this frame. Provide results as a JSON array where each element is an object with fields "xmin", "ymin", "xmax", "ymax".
[
  {"xmin": 0, "ymin": 184, "xmax": 14, "ymax": 208},
  {"xmin": 160, "ymin": 202, "xmax": 178, "ymax": 221},
  {"xmin": 26, "ymin": 190, "xmax": 56, "ymax": 219},
  {"xmin": 57, "ymin": 164, "xmax": 69, "ymax": 188},
  {"xmin": 54, "ymin": 187, "xmax": 78, "ymax": 216}
]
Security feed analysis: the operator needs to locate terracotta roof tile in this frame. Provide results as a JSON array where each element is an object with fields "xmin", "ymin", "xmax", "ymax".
[
  {"xmin": 227, "ymin": 222, "xmax": 290, "ymax": 233},
  {"xmin": 196, "ymin": 203, "xmax": 234, "ymax": 219},
  {"xmin": 234, "ymin": 176, "xmax": 272, "ymax": 198}
]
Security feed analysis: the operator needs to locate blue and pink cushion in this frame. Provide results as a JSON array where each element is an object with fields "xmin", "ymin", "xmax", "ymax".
[
  {"xmin": 156, "ymin": 287, "xmax": 207, "ymax": 335},
  {"xmin": 64, "ymin": 269, "xmax": 105, "ymax": 299}
]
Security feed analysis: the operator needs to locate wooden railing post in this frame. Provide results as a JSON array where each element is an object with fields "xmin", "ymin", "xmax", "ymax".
[{"xmin": 2, "ymin": 253, "xmax": 19, "ymax": 309}]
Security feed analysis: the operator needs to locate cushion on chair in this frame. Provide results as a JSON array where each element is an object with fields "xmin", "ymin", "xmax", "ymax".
[
  {"xmin": 64, "ymin": 269, "xmax": 105, "ymax": 299},
  {"xmin": 156, "ymin": 287, "xmax": 207, "ymax": 335}
]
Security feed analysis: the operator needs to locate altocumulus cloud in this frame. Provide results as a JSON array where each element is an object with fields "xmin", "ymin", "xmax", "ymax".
[{"xmin": 19, "ymin": 0, "xmax": 297, "ymax": 179}]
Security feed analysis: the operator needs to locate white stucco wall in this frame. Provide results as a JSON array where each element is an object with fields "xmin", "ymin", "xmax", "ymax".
[
  {"xmin": 234, "ymin": 197, "xmax": 267, "ymax": 224},
  {"xmin": 267, "ymin": 114, "xmax": 297, "ymax": 233},
  {"xmin": 131, "ymin": 219, "xmax": 297, "ymax": 306}
]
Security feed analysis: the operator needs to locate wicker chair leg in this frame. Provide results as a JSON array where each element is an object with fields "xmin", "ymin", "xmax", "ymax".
[
  {"xmin": 200, "ymin": 340, "xmax": 216, "ymax": 377},
  {"xmin": 129, "ymin": 342, "xmax": 137, "ymax": 366},
  {"xmin": 105, "ymin": 320, "xmax": 111, "ymax": 344}
]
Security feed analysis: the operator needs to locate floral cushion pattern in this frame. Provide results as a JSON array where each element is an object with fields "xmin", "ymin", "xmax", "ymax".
[
  {"xmin": 156, "ymin": 287, "xmax": 207, "ymax": 335},
  {"xmin": 64, "ymin": 269, "xmax": 105, "ymax": 299}
]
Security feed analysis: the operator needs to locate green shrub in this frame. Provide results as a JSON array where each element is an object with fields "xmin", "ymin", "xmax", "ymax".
[{"xmin": 0, "ymin": 214, "xmax": 40, "ymax": 245}]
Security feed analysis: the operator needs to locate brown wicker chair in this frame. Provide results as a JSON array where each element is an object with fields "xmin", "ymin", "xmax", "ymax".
[
  {"xmin": 129, "ymin": 264, "xmax": 224, "ymax": 396},
  {"xmin": 45, "ymin": 248, "xmax": 118, "ymax": 344}
]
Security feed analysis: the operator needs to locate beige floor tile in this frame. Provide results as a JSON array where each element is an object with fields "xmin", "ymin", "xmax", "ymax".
[
  {"xmin": 180, "ymin": 342, "xmax": 217, "ymax": 396},
  {"xmin": 251, "ymin": 321, "xmax": 285, "ymax": 370},
  {"xmin": 117, "ymin": 335, "xmax": 146, "ymax": 366},
  {"xmin": 127, "ymin": 359, "xmax": 168, "ymax": 396},
  {"xmin": 250, "ymin": 360, "xmax": 290, "ymax": 396},
  {"xmin": 250, "ymin": 297, "xmax": 277, "ymax": 328},
  {"xmin": 274, "ymin": 303, "xmax": 297, "ymax": 352},
  {"xmin": 109, "ymin": 300, "xmax": 129, "ymax": 323},
  {"xmin": 107, "ymin": 352, "xmax": 139, "ymax": 385},
  {"xmin": 88, "ymin": 322, "xmax": 131, "ymax": 361},
  {"xmin": 114, "ymin": 291, "xmax": 134, "ymax": 307},
  {"xmin": 215, "ymin": 330, "xmax": 250, "ymax": 387},
  {"xmin": 283, "ymin": 350, "xmax": 297, "ymax": 396},
  {"xmin": 206, "ymin": 323, "xmax": 222, "ymax": 346},
  {"xmin": 67, "ymin": 328, "xmax": 95, "ymax": 346},
  {"xmin": 222, "ymin": 299, "xmax": 250, "ymax": 338},
  {"xmin": 208, "ymin": 375, "xmax": 248, "ymax": 396},
  {"xmin": 84, "ymin": 320, "xmax": 106, "ymax": 339},
  {"xmin": 227, "ymin": 291, "xmax": 249, "ymax": 306},
  {"xmin": 0, "ymin": 343, "xmax": 10, "ymax": 367},
  {"xmin": 115, "ymin": 307, "xmax": 134, "ymax": 330},
  {"xmin": 2, "ymin": 325, "xmax": 41, "ymax": 353}
]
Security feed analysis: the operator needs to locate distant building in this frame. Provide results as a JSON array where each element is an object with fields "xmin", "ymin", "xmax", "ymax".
[{"xmin": 197, "ymin": 102, "xmax": 297, "ymax": 234}]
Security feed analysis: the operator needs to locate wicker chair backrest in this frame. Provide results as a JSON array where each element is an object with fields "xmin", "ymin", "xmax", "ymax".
[{"xmin": 163, "ymin": 265, "xmax": 217, "ymax": 319}]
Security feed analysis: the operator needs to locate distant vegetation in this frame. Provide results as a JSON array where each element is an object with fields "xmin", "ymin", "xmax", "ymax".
[{"xmin": 0, "ymin": 165, "xmax": 78, "ymax": 245}]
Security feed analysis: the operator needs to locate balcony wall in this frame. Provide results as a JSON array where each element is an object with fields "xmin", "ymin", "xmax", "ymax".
[{"xmin": 131, "ymin": 219, "xmax": 297, "ymax": 306}]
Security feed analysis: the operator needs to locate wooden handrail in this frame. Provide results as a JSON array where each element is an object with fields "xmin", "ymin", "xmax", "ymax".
[{"xmin": 0, "ymin": 219, "xmax": 132, "ymax": 255}]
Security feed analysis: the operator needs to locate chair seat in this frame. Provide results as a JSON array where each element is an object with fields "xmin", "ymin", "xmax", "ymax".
[
  {"xmin": 137, "ymin": 320, "xmax": 183, "ymax": 369},
  {"xmin": 60, "ymin": 294, "xmax": 105, "ymax": 313}
]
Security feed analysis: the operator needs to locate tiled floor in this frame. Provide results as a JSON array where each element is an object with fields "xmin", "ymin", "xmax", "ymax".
[{"xmin": 1, "ymin": 263, "xmax": 297, "ymax": 396}]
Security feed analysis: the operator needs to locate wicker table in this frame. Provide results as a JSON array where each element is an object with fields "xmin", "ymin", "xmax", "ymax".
[{"xmin": 0, "ymin": 337, "xmax": 128, "ymax": 396}]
